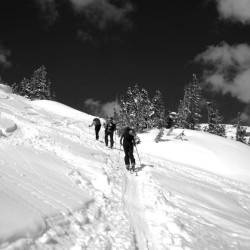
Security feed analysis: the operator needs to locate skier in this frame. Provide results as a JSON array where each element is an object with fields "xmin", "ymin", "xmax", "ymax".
[
  {"xmin": 120, "ymin": 127, "xmax": 136, "ymax": 171},
  {"xmin": 89, "ymin": 117, "xmax": 101, "ymax": 140},
  {"xmin": 104, "ymin": 117, "xmax": 116, "ymax": 148},
  {"xmin": 166, "ymin": 112, "xmax": 177, "ymax": 135}
]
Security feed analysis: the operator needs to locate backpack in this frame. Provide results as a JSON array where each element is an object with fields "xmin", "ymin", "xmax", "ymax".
[
  {"xmin": 106, "ymin": 121, "xmax": 116, "ymax": 132},
  {"xmin": 93, "ymin": 118, "xmax": 101, "ymax": 126}
]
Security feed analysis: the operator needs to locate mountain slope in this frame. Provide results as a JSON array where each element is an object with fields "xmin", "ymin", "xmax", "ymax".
[{"xmin": 0, "ymin": 86, "xmax": 250, "ymax": 250}]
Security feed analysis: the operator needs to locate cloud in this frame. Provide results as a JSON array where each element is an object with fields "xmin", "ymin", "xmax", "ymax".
[
  {"xmin": 70, "ymin": 0, "xmax": 94, "ymax": 9},
  {"xmin": 0, "ymin": 44, "xmax": 11, "ymax": 69},
  {"xmin": 233, "ymin": 104, "xmax": 250, "ymax": 125},
  {"xmin": 196, "ymin": 42, "xmax": 250, "ymax": 68},
  {"xmin": 215, "ymin": 0, "xmax": 250, "ymax": 23},
  {"xmin": 83, "ymin": 98, "xmax": 101, "ymax": 116},
  {"xmin": 80, "ymin": 0, "xmax": 134, "ymax": 29},
  {"xmin": 102, "ymin": 100, "xmax": 120, "ymax": 117},
  {"xmin": 196, "ymin": 42, "xmax": 250, "ymax": 103},
  {"xmin": 34, "ymin": 0, "xmax": 58, "ymax": 26},
  {"xmin": 35, "ymin": 0, "xmax": 134, "ymax": 30},
  {"xmin": 83, "ymin": 98, "xmax": 120, "ymax": 117},
  {"xmin": 240, "ymin": 105, "xmax": 250, "ymax": 124}
]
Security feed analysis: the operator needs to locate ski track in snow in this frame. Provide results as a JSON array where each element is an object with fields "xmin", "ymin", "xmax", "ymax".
[
  {"xmin": 1, "ymin": 97, "xmax": 250, "ymax": 249},
  {"xmin": 123, "ymin": 159, "xmax": 192, "ymax": 250},
  {"xmin": 1, "ymin": 105, "xmax": 134, "ymax": 249},
  {"xmin": 130, "ymin": 154, "xmax": 250, "ymax": 250}
]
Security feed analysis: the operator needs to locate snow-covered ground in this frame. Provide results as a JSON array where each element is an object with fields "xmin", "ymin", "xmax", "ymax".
[
  {"xmin": 1, "ymin": 85, "xmax": 250, "ymax": 250},
  {"xmin": 200, "ymin": 123, "xmax": 250, "ymax": 142}
]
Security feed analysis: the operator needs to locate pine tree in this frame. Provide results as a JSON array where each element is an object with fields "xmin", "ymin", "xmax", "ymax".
[
  {"xmin": 23, "ymin": 77, "xmax": 33, "ymax": 98},
  {"xmin": 136, "ymin": 87, "xmax": 154, "ymax": 130},
  {"xmin": 152, "ymin": 90, "xmax": 166, "ymax": 128},
  {"xmin": 177, "ymin": 74, "xmax": 202, "ymax": 129},
  {"xmin": 12, "ymin": 65, "xmax": 54, "ymax": 100},
  {"xmin": 113, "ymin": 107, "xmax": 122, "ymax": 134},
  {"xmin": 119, "ymin": 84, "xmax": 154, "ymax": 132},
  {"xmin": 236, "ymin": 112, "xmax": 247, "ymax": 143},
  {"xmin": 155, "ymin": 127, "xmax": 164, "ymax": 143},
  {"xmin": 11, "ymin": 82, "xmax": 21, "ymax": 95},
  {"xmin": 206, "ymin": 101, "xmax": 225, "ymax": 137},
  {"xmin": 31, "ymin": 65, "xmax": 52, "ymax": 100},
  {"xmin": 119, "ymin": 85, "xmax": 138, "ymax": 129}
]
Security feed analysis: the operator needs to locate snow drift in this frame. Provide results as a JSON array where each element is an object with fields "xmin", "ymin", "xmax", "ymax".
[{"xmin": 139, "ymin": 129, "xmax": 250, "ymax": 184}]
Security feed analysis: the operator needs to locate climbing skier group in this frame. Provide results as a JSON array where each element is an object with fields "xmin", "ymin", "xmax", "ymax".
[
  {"xmin": 89, "ymin": 111, "xmax": 177, "ymax": 172},
  {"xmin": 89, "ymin": 117, "xmax": 139, "ymax": 172}
]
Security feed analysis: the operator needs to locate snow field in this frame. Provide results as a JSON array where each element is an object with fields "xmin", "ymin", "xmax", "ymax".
[{"xmin": 1, "ymin": 86, "xmax": 250, "ymax": 249}]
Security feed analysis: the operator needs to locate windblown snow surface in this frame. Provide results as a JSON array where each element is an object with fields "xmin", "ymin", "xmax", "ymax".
[{"xmin": 0, "ymin": 86, "xmax": 250, "ymax": 250}]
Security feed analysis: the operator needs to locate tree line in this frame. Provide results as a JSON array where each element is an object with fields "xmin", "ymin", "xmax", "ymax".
[
  {"xmin": 116, "ymin": 75, "xmax": 225, "ymax": 135},
  {"xmin": 11, "ymin": 65, "xmax": 55, "ymax": 101},
  {"xmin": 7, "ymin": 67, "xmax": 249, "ymax": 144},
  {"xmin": 116, "ymin": 74, "xmax": 249, "ymax": 144}
]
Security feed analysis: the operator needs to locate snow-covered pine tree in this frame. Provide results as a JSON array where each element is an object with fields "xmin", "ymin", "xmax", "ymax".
[
  {"xmin": 236, "ymin": 112, "xmax": 247, "ymax": 143},
  {"xmin": 136, "ymin": 87, "xmax": 154, "ymax": 130},
  {"xmin": 119, "ymin": 85, "xmax": 138, "ymax": 129},
  {"xmin": 119, "ymin": 84, "xmax": 153, "ymax": 132},
  {"xmin": 12, "ymin": 77, "xmax": 32, "ymax": 97},
  {"xmin": 177, "ymin": 84, "xmax": 192, "ymax": 128},
  {"xmin": 13, "ymin": 66, "xmax": 54, "ymax": 100},
  {"xmin": 23, "ymin": 77, "xmax": 33, "ymax": 98},
  {"xmin": 152, "ymin": 90, "xmax": 166, "ymax": 128},
  {"xmin": 31, "ymin": 66, "xmax": 53, "ymax": 100},
  {"xmin": 177, "ymin": 74, "xmax": 202, "ymax": 130},
  {"xmin": 155, "ymin": 127, "xmax": 164, "ymax": 143},
  {"xmin": 113, "ymin": 107, "xmax": 119, "ymax": 123},
  {"xmin": 11, "ymin": 82, "xmax": 22, "ymax": 95},
  {"xmin": 113, "ymin": 107, "xmax": 122, "ymax": 134},
  {"xmin": 206, "ymin": 101, "xmax": 225, "ymax": 137}
]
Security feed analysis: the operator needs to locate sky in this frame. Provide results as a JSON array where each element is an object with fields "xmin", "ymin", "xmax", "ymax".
[{"xmin": 1, "ymin": 0, "xmax": 250, "ymax": 123}]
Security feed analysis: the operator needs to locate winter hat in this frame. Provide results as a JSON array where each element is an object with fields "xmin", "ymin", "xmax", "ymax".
[{"xmin": 169, "ymin": 112, "xmax": 177, "ymax": 118}]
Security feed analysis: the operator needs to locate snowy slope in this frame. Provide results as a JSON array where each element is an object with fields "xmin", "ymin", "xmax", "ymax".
[
  {"xmin": 200, "ymin": 123, "xmax": 250, "ymax": 142},
  {"xmin": 139, "ymin": 129, "xmax": 250, "ymax": 183},
  {"xmin": 1, "ymin": 86, "xmax": 250, "ymax": 250}
]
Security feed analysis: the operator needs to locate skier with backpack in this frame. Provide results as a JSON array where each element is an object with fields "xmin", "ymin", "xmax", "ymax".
[
  {"xmin": 104, "ymin": 117, "xmax": 116, "ymax": 148},
  {"xmin": 89, "ymin": 117, "xmax": 101, "ymax": 140},
  {"xmin": 120, "ymin": 127, "xmax": 137, "ymax": 171},
  {"xmin": 166, "ymin": 112, "xmax": 177, "ymax": 135}
]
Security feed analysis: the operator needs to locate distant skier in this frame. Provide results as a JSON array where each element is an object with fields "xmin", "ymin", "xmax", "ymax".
[
  {"xmin": 166, "ymin": 112, "xmax": 177, "ymax": 135},
  {"xmin": 120, "ymin": 127, "xmax": 137, "ymax": 171},
  {"xmin": 104, "ymin": 117, "xmax": 116, "ymax": 148},
  {"xmin": 89, "ymin": 117, "xmax": 101, "ymax": 140}
]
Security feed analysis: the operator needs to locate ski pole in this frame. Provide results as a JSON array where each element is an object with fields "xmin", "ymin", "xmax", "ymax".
[
  {"xmin": 119, "ymin": 143, "xmax": 122, "ymax": 161},
  {"xmin": 135, "ymin": 144, "xmax": 142, "ymax": 166}
]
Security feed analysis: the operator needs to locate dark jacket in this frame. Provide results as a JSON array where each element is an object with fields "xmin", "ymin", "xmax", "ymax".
[
  {"xmin": 166, "ymin": 116, "xmax": 174, "ymax": 129},
  {"xmin": 93, "ymin": 118, "xmax": 101, "ymax": 126},
  {"xmin": 90, "ymin": 118, "xmax": 101, "ymax": 127},
  {"xmin": 120, "ymin": 127, "xmax": 135, "ymax": 147},
  {"xmin": 105, "ymin": 121, "xmax": 116, "ymax": 133}
]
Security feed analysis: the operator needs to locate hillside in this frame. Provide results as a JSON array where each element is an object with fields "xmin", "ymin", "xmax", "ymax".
[{"xmin": 0, "ymin": 86, "xmax": 250, "ymax": 250}]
